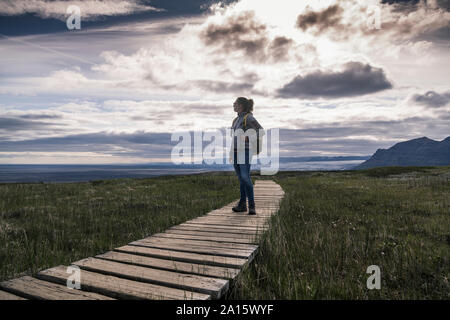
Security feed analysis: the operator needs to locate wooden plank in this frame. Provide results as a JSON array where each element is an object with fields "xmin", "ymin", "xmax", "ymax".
[
  {"xmin": 72, "ymin": 257, "xmax": 229, "ymax": 299},
  {"xmin": 96, "ymin": 251, "xmax": 240, "ymax": 280},
  {"xmin": 115, "ymin": 245, "xmax": 248, "ymax": 269},
  {"xmin": 183, "ymin": 221, "xmax": 269, "ymax": 229},
  {"xmin": 0, "ymin": 290, "xmax": 27, "ymax": 300},
  {"xmin": 208, "ymin": 207, "xmax": 274, "ymax": 213},
  {"xmin": 152, "ymin": 232, "xmax": 258, "ymax": 244},
  {"xmin": 188, "ymin": 219, "xmax": 269, "ymax": 226},
  {"xmin": 206, "ymin": 212, "xmax": 272, "ymax": 218},
  {"xmin": 189, "ymin": 214, "xmax": 271, "ymax": 220},
  {"xmin": 37, "ymin": 265, "xmax": 209, "ymax": 300},
  {"xmin": 130, "ymin": 240, "xmax": 255, "ymax": 260},
  {"xmin": 186, "ymin": 217, "xmax": 269, "ymax": 226},
  {"xmin": 139, "ymin": 235, "xmax": 258, "ymax": 250},
  {"xmin": 166, "ymin": 229, "xmax": 261, "ymax": 240},
  {"xmin": 181, "ymin": 222, "xmax": 268, "ymax": 232},
  {"xmin": 206, "ymin": 214, "xmax": 272, "ymax": 219},
  {"xmin": 171, "ymin": 225, "xmax": 265, "ymax": 235},
  {"xmin": 0, "ymin": 276, "xmax": 114, "ymax": 300},
  {"xmin": 207, "ymin": 211, "xmax": 273, "ymax": 217},
  {"xmin": 214, "ymin": 202, "xmax": 280, "ymax": 207},
  {"xmin": 132, "ymin": 239, "xmax": 256, "ymax": 256},
  {"xmin": 199, "ymin": 211, "xmax": 272, "ymax": 219}
]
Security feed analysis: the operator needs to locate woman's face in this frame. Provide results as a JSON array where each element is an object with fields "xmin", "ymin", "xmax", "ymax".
[{"xmin": 233, "ymin": 100, "xmax": 243, "ymax": 113}]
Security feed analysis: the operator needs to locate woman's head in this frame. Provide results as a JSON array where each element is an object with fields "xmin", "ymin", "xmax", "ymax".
[{"xmin": 234, "ymin": 97, "xmax": 254, "ymax": 113}]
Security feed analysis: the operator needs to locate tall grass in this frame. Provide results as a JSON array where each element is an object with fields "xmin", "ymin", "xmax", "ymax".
[
  {"xmin": 0, "ymin": 173, "xmax": 239, "ymax": 282},
  {"xmin": 229, "ymin": 166, "xmax": 450, "ymax": 299}
]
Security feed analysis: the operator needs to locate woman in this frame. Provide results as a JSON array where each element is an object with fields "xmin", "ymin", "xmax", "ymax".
[{"xmin": 230, "ymin": 97, "xmax": 264, "ymax": 215}]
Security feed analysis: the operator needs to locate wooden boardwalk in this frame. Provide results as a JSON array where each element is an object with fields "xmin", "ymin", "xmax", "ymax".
[{"xmin": 0, "ymin": 180, "xmax": 284, "ymax": 300}]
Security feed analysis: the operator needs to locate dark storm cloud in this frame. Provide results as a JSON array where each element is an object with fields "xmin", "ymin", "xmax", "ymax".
[
  {"xmin": 201, "ymin": 10, "xmax": 268, "ymax": 58},
  {"xmin": 18, "ymin": 113, "xmax": 62, "ymax": 120},
  {"xmin": 380, "ymin": 0, "xmax": 450, "ymax": 40},
  {"xmin": 0, "ymin": 116, "xmax": 63, "ymax": 131},
  {"xmin": 296, "ymin": 4, "xmax": 343, "ymax": 32},
  {"xmin": 381, "ymin": 0, "xmax": 420, "ymax": 12},
  {"xmin": 200, "ymin": 10, "xmax": 293, "ymax": 62},
  {"xmin": 285, "ymin": 117, "xmax": 442, "ymax": 141},
  {"xmin": 1, "ymin": 114, "xmax": 448, "ymax": 159},
  {"xmin": 0, "ymin": 0, "xmax": 239, "ymax": 36},
  {"xmin": 146, "ymin": 77, "xmax": 256, "ymax": 95},
  {"xmin": 429, "ymin": 25, "xmax": 450, "ymax": 40},
  {"xmin": 278, "ymin": 115, "xmax": 450, "ymax": 156},
  {"xmin": 412, "ymin": 90, "xmax": 450, "ymax": 108},
  {"xmin": 268, "ymin": 36, "xmax": 293, "ymax": 61},
  {"xmin": 193, "ymin": 80, "xmax": 254, "ymax": 93},
  {"xmin": 0, "ymin": 131, "xmax": 173, "ymax": 153},
  {"xmin": 276, "ymin": 62, "xmax": 393, "ymax": 99},
  {"xmin": 381, "ymin": 0, "xmax": 450, "ymax": 12},
  {"xmin": 437, "ymin": 0, "xmax": 450, "ymax": 11}
]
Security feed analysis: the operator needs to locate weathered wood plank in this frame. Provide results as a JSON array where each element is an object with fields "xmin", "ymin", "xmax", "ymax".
[
  {"xmin": 96, "ymin": 251, "xmax": 240, "ymax": 280},
  {"xmin": 0, "ymin": 290, "xmax": 27, "ymax": 300},
  {"xmin": 72, "ymin": 257, "xmax": 229, "ymax": 299},
  {"xmin": 0, "ymin": 276, "xmax": 114, "ymax": 300},
  {"xmin": 207, "ymin": 212, "xmax": 273, "ymax": 217},
  {"xmin": 206, "ymin": 215, "xmax": 272, "ymax": 220},
  {"xmin": 165, "ymin": 229, "xmax": 261, "ymax": 240},
  {"xmin": 190, "ymin": 213, "xmax": 272, "ymax": 220},
  {"xmin": 171, "ymin": 225, "xmax": 265, "ymax": 235},
  {"xmin": 181, "ymin": 222, "xmax": 268, "ymax": 231},
  {"xmin": 186, "ymin": 216, "xmax": 269, "ymax": 224},
  {"xmin": 129, "ymin": 240, "xmax": 255, "ymax": 259},
  {"xmin": 139, "ymin": 235, "xmax": 258, "ymax": 250},
  {"xmin": 115, "ymin": 245, "xmax": 248, "ymax": 269},
  {"xmin": 187, "ymin": 218, "xmax": 269, "ymax": 227},
  {"xmin": 152, "ymin": 232, "xmax": 258, "ymax": 244},
  {"xmin": 206, "ymin": 213, "xmax": 272, "ymax": 219},
  {"xmin": 130, "ymin": 239, "xmax": 255, "ymax": 259},
  {"xmin": 183, "ymin": 221, "xmax": 269, "ymax": 229},
  {"xmin": 37, "ymin": 265, "xmax": 209, "ymax": 300}
]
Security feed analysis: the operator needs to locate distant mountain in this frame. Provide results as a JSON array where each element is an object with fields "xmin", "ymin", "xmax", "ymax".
[
  {"xmin": 353, "ymin": 136, "xmax": 450, "ymax": 169},
  {"xmin": 277, "ymin": 156, "xmax": 370, "ymax": 162}
]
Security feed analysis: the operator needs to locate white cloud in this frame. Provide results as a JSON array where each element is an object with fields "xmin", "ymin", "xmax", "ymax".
[
  {"xmin": 73, "ymin": 0, "xmax": 448, "ymax": 98},
  {"xmin": 1, "ymin": 0, "xmax": 449, "ymax": 164},
  {"xmin": 0, "ymin": 0, "xmax": 163, "ymax": 21},
  {"xmin": 3, "ymin": 0, "xmax": 449, "ymax": 99}
]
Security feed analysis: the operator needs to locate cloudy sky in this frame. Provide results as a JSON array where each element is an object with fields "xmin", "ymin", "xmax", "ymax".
[{"xmin": 0, "ymin": 0, "xmax": 449, "ymax": 164}]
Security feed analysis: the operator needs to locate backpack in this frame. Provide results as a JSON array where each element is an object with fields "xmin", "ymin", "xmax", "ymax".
[{"xmin": 243, "ymin": 113, "xmax": 263, "ymax": 155}]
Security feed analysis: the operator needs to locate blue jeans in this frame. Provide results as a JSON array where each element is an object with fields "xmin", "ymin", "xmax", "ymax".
[{"xmin": 233, "ymin": 149, "xmax": 255, "ymax": 208}]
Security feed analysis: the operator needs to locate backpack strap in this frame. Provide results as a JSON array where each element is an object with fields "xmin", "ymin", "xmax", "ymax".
[{"xmin": 243, "ymin": 113, "xmax": 249, "ymax": 130}]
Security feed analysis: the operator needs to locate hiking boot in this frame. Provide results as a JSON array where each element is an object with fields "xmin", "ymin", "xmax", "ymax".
[
  {"xmin": 248, "ymin": 207, "xmax": 256, "ymax": 215},
  {"xmin": 232, "ymin": 202, "xmax": 247, "ymax": 212}
]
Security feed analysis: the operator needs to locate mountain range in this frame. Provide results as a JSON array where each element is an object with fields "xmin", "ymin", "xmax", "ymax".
[{"xmin": 353, "ymin": 136, "xmax": 450, "ymax": 169}]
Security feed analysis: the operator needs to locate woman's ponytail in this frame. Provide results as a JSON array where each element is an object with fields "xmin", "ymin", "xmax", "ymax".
[{"xmin": 248, "ymin": 99, "xmax": 254, "ymax": 112}]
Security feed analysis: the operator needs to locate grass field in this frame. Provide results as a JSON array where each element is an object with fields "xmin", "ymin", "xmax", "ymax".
[
  {"xmin": 0, "ymin": 173, "xmax": 239, "ymax": 282},
  {"xmin": 228, "ymin": 166, "xmax": 450, "ymax": 299},
  {"xmin": 0, "ymin": 166, "xmax": 449, "ymax": 299}
]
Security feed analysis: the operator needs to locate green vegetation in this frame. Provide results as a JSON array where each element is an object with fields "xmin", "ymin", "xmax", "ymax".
[
  {"xmin": 1, "ymin": 166, "xmax": 449, "ymax": 299},
  {"xmin": 0, "ymin": 173, "xmax": 239, "ymax": 282},
  {"xmin": 228, "ymin": 166, "xmax": 450, "ymax": 299}
]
